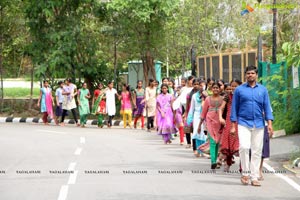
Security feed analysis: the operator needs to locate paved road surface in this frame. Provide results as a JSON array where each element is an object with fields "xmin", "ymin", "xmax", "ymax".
[{"xmin": 0, "ymin": 124, "xmax": 299, "ymax": 200}]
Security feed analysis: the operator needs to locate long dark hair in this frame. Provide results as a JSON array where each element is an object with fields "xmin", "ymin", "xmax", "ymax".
[
  {"xmin": 148, "ymin": 78, "xmax": 155, "ymax": 86},
  {"xmin": 136, "ymin": 80, "xmax": 143, "ymax": 89},
  {"xmin": 162, "ymin": 77, "xmax": 169, "ymax": 82},
  {"xmin": 207, "ymin": 77, "xmax": 215, "ymax": 85},
  {"xmin": 211, "ymin": 82, "xmax": 221, "ymax": 88},
  {"xmin": 160, "ymin": 83, "xmax": 169, "ymax": 94},
  {"xmin": 188, "ymin": 75, "xmax": 195, "ymax": 81},
  {"xmin": 66, "ymin": 78, "xmax": 72, "ymax": 83},
  {"xmin": 169, "ymin": 78, "xmax": 175, "ymax": 90},
  {"xmin": 123, "ymin": 83, "xmax": 130, "ymax": 92},
  {"xmin": 230, "ymin": 78, "xmax": 242, "ymax": 85}
]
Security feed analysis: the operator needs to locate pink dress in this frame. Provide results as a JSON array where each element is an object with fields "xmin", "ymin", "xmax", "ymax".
[
  {"xmin": 121, "ymin": 91, "xmax": 132, "ymax": 114},
  {"xmin": 201, "ymin": 96, "xmax": 223, "ymax": 143}
]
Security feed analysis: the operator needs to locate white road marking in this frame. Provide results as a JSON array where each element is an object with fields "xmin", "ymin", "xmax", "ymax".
[
  {"xmin": 67, "ymin": 170, "xmax": 78, "ymax": 185},
  {"xmin": 74, "ymin": 147, "xmax": 82, "ymax": 155},
  {"xmin": 264, "ymin": 162, "xmax": 300, "ymax": 192},
  {"xmin": 80, "ymin": 137, "xmax": 86, "ymax": 144},
  {"xmin": 36, "ymin": 129, "xmax": 66, "ymax": 134},
  {"xmin": 67, "ymin": 162, "xmax": 77, "ymax": 171},
  {"xmin": 57, "ymin": 185, "xmax": 69, "ymax": 200}
]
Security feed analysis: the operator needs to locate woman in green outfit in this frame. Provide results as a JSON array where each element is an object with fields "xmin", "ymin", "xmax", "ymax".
[{"xmin": 78, "ymin": 82, "xmax": 91, "ymax": 127}]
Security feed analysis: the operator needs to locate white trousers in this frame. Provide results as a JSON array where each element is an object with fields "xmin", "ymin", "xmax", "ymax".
[{"xmin": 238, "ymin": 125, "xmax": 264, "ymax": 181}]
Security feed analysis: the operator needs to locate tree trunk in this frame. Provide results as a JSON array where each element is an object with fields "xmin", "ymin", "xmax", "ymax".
[
  {"xmin": 142, "ymin": 50, "xmax": 155, "ymax": 86},
  {"xmin": 29, "ymin": 64, "xmax": 34, "ymax": 110},
  {"xmin": 0, "ymin": 7, "xmax": 4, "ymax": 111},
  {"xmin": 113, "ymin": 39, "xmax": 117, "ymax": 84},
  {"xmin": 147, "ymin": 50, "xmax": 155, "ymax": 80},
  {"xmin": 142, "ymin": 56, "xmax": 148, "ymax": 86}
]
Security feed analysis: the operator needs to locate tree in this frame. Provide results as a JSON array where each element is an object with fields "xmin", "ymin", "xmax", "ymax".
[
  {"xmin": 24, "ymin": 0, "xmax": 113, "ymax": 89},
  {"xmin": 107, "ymin": 0, "xmax": 180, "ymax": 84}
]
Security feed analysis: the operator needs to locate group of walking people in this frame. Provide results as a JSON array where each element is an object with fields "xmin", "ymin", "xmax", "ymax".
[
  {"xmin": 38, "ymin": 78, "xmax": 122, "ymax": 128},
  {"xmin": 38, "ymin": 65, "xmax": 274, "ymax": 187}
]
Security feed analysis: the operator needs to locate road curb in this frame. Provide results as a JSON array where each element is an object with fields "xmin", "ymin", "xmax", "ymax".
[
  {"xmin": 0, "ymin": 117, "xmax": 124, "ymax": 126},
  {"xmin": 283, "ymin": 164, "xmax": 300, "ymax": 178}
]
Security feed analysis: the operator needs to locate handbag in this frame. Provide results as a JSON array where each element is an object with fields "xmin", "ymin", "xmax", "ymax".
[{"xmin": 184, "ymin": 125, "xmax": 193, "ymax": 133}]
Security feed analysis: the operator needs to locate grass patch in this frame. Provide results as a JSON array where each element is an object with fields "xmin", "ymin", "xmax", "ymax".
[
  {"xmin": 3, "ymin": 88, "xmax": 40, "ymax": 98},
  {"xmin": 290, "ymin": 149, "xmax": 300, "ymax": 164}
]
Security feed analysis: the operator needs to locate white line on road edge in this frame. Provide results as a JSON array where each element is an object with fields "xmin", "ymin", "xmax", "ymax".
[
  {"xmin": 264, "ymin": 162, "xmax": 300, "ymax": 192},
  {"xmin": 74, "ymin": 147, "xmax": 82, "ymax": 155},
  {"xmin": 57, "ymin": 185, "xmax": 69, "ymax": 200},
  {"xmin": 36, "ymin": 129, "xmax": 66, "ymax": 134},
  {"xmin": 80, "ymin": 137, "xmax": 86, "ymax": 144},
  {"xmin": 67, "ymin": 170, "xmax": 78, "ymax": 185},
  {"xmin": 67, "ymin": 162, "xmax": 77, "ymax": 171}
]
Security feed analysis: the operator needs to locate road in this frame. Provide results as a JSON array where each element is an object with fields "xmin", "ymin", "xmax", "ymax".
[{"xmin": 0, "ymin": 123, "xmax": 299, "ymax": 200}]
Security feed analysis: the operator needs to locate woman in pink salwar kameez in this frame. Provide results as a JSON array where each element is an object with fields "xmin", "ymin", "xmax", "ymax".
[{"xmin": 198, "ymin": 82, "xmax": 223, "ymax": 169}]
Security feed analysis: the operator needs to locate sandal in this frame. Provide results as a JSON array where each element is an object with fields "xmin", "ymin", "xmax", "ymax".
[
  {"xmin": 258, "ymin": 176, "xmax": 264, "ymax": 181},
  {"xmin": 251, "ymin": 180, "xmax": 261, "ymax": 187},
  {"xmin": 241, "ymin": 176, "xmax": 249, "ymax": 185},
  {"xmin": 211, "ymin": 163, "xmax": 217, "ymax": 169}
]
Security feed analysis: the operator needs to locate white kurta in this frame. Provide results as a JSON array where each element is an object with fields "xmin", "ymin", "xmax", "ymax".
[
  {"xmin": 105, "ymin": 88, "xmax": 117, "ymax": 116},
  {"xmin": 173, "ymin": 86, "xmax": 193, "ymax": 110},
  {"xmin": 62, "ymin": 84, "xmax": 77, "ymax": 110}
]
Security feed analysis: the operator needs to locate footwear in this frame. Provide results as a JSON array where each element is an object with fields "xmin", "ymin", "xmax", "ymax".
[
  {"xmin": 251, "ymin": 180, "xmax": 261, "ymax": 187},
  {"xmin": 211, "ymin": 163, "xmax": 217, "ymax": 169},
  {"xmin": 185, "ymin": 144, "xmax": 191, "ymax": 149},
  {"xmin": 224, "ymin": 164, "xmax": 230, "ymax": 172},
  {"xmin": 216, "ymin": 162, "xmax": 222, "ymax": 169},
  {"xmin": 194, "ymin": 150, "xmax": 200, "ymax": 157},
  {"xmin": 241, "ymin": 176, "xmax": 249, "ymax": 185},
  {"xmin": 180, "ymin": 142, "xmax": 184, "ymax": 146},
  {"xmin": 202, "ymin": 153, "xmax": 210, "ymax": 158},
  {"xmin": 258, "ymin": 176, "xmax": 264, "ymax": 181}
]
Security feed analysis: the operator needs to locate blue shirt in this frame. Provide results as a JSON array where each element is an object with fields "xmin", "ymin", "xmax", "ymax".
[
  {"xmin": 55, "ymin": 88, "xmax": 64, "ymax": 103},
  {"xmin": 230, "ymin": 82, "xmax": 273, "ymax": 128}
]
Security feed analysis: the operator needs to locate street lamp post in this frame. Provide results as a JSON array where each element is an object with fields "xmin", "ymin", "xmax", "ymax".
[{"xmin": 272, "ymin": 0, "xmax": 277, "ymax": 64}]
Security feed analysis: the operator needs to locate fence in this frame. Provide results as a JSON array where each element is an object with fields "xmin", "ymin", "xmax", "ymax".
[
  {"xmin": 259, "ymin": 61, "xmax": 300, "ymax": 134},
  {"xmin": 196, "ymin": 50, "xmax": 257, "ymax": 82}
]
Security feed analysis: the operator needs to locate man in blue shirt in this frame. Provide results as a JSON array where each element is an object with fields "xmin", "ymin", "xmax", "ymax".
[{"xmin": 230, "ymin": 65, "xmax": 273, "ymax": 187}]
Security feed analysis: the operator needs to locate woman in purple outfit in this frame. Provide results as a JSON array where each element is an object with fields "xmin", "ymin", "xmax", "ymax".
[{"xmin": 156, "ymin": 84, "xmax": 177, "ymax": 144}]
